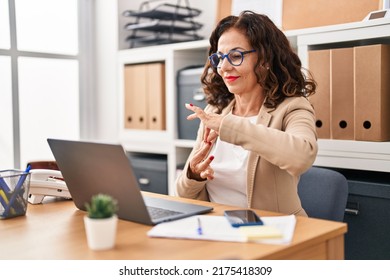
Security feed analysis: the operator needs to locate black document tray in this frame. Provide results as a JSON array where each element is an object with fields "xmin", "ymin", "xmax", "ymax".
[
  {"xmin": 122, "ymin": 3, "xmax": 201, "ymax": 20},
  {"xmin": 126, "ymin": 32, "xmax": 202, "ymax": 45},
  {"xmin": 124, "ymin": 19, "xmax": 202, "ymax": 33}
]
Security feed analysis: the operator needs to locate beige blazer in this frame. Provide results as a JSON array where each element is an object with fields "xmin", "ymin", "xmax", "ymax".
[{"xmin": 176, "ymin": 96, "xmax": 318, "ymax": 216}]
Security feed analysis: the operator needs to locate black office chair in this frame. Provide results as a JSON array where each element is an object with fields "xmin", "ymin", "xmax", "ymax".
[{"xmin": 298, "ymin": 167, "xmax": 349, "ymax": 222}]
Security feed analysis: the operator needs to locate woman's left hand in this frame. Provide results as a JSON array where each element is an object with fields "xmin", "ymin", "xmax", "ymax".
[{"xmin": 185, "ymin": 103, "xmax": 222, "ymax": 143}]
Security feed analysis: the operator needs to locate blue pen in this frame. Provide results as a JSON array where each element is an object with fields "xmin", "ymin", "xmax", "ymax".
[
  {"xmin": 0, "ymin": 174, "xmax": 11, "ymax": 193},
  {"xmin": 0, "ymin": 172, "xmax": 15, "ymax": 215},
  {"xmin": 197, "ymin": 217, "xmax": 203, "ymax": 235},
  {"xmin": 0, "ymin": 189, "xmax": 17, "ymax": 217},
  {"xmin": 0, "ymin": 190, "xmax": 10, "ymax": 210},
  {"xmin": 3, "ymin": 165, "xmax": 31, "ymax": 217}
]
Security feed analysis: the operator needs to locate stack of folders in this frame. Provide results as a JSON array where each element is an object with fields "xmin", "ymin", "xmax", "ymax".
[
  {"xmin": 147, "ymin": 215, "xmax": 296, "ymax": 244},
  {"xmin": 308, "ymin": 44, "xmax": 390, "ymax": 141}
]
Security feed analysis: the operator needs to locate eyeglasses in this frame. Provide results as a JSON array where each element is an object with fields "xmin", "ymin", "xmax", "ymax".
[{"xmin": 209, "ymin": 49, "xmax": 256, "ymax": 68}]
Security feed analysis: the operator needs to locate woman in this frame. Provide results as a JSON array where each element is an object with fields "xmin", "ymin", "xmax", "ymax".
[{"xmin": 175, "ymin": 11, "xmax": 318, "ymax": 216}]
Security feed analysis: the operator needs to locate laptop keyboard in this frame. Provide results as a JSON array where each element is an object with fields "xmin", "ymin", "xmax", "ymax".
[{"xmin": 147, "ymin": 206, "xmax": 183, "ymax": 220}]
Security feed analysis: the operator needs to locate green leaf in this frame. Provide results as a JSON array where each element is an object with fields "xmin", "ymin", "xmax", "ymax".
[{"xmin": 85, "ymin": 193, "xmax": 118, "ymax": 219}]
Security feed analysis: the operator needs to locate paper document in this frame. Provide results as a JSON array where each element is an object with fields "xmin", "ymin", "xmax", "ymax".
[{"xmin": 147, "ymin": 214, "xmax": 296, "ymax": 244}]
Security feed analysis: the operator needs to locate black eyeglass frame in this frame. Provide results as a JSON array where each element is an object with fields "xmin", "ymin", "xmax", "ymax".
[{"xmin": 208, "ymin": 49, "xmax": 256, "ymax": 68}]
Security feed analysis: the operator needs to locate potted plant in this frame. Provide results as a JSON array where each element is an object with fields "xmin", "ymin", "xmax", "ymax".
[{"xmin": 83, "ymin": 193, "xmax": 119, "ymax": 250}]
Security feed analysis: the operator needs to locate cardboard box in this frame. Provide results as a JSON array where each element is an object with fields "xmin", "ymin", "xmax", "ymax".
[
  {"xmin": 354, "ymin": 44, "xmax": 390, "ymax": 141},
  {"xmin": 331, "ymin": 47, "xmax": 354, "ymax": 140},
  {"xmin": 216, "ymin": 0, "xmax": 232, "ymax": 23},
  {"xmin": 308, "ymin": 49, "xmax": 331, "ymax": 139},
  {"xmin": 282, "ymin": 0, "xmax": 382, "ymax": 30},
  {"xmin": 216, "ymin": 0, "xmax": 382, "ymax": 30}
]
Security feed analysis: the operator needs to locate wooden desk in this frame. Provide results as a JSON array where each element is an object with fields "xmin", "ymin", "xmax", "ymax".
[{"xmin": 0, "ymin": 193, "xmax": 347, "ymax": 260}]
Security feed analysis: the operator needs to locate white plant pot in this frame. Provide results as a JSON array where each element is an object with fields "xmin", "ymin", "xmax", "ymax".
[{"xmin": 84, "ymin": 214, "xmax": 118, "ymax": 250}]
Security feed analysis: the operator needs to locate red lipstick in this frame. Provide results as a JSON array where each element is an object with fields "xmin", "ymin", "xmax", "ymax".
[{"xmin": 225, "ymin": 75, "xmax": 239, "ymax": 83}]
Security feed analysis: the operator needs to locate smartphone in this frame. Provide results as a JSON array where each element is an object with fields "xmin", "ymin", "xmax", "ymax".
[{"xmin": 224, "ymin": 209, "xmax": 264, "ymax": 227}]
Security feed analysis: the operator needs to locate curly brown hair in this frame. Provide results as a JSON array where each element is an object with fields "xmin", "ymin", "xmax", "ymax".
[{"xmin": 201, "ymin": 11, "xmax": 316, "ymax": 113}]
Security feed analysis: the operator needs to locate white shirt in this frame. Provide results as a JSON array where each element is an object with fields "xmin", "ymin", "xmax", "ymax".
[{"xmin": 206, "ymin": 116, "xmax": 257, "ymax": 207}]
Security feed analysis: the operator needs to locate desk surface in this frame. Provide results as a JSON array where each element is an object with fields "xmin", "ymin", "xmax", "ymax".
[{"xmin": 0, "ymin": 193, "xmax": 347, "ymax": 260}]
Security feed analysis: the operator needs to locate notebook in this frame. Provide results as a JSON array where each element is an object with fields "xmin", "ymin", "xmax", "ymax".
[{"xmin": 47, "ymin": 138, "xmax": 213, "ymax": 225}]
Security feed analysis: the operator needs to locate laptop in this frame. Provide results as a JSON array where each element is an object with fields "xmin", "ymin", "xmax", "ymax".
[{"xmin": 47, "ymin": 138, "xmax": 213, "ymax": 225}]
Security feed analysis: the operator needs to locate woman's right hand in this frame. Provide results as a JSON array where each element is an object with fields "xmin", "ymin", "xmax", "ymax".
[{"xmin": 188, "ymin": 140, "xmax": 215, "ymax": 181}]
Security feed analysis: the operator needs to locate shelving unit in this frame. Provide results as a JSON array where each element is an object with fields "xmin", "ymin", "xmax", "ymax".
[
  {"xmin": 118, "ymin": 39, "xmax": 209, "ymax": 194},
  {"xmin": 117, "ymin": 17, "xmax": 390, "ymax": 195},
  {"xmin": 286, "ymin": 17, "xmax": 390, "ymax": 173}
]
